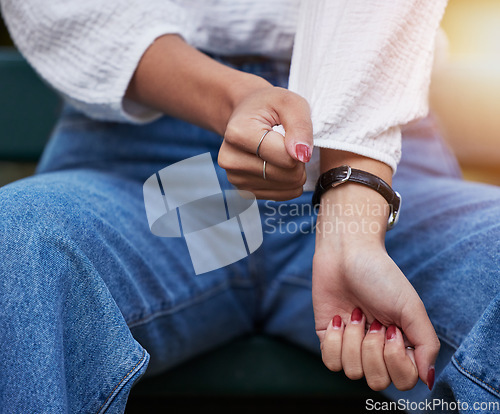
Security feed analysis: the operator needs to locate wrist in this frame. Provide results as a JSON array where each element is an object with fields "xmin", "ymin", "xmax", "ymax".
[
  {"xmin": 314, "ymin": 149, "xmax": 396, "ymax": 252},
  {"xmin": 315, "ymin": 183, "xmax": 388, "ymax": 250},
  {"xmin": 126, "ymin": 34, "xmax": 273, "ymax": 136}
]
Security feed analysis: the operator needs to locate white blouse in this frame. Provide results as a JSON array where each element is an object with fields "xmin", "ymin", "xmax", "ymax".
[{"xmin": 0, "ymin": 0, "xmax": 447, "ymax": 187}]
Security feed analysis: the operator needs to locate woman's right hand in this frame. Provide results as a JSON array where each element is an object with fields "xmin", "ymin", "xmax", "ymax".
[
  {"xmin": 218, "ymin": 86, "xmax": 314, "ymax": 200},
  {"xmin": 126, "ymin": 34, "xmax": 312, "ymax": 200}
]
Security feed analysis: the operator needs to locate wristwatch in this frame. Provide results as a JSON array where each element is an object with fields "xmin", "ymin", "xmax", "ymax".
[{"xmin": 312, "ymin": 165, "xmax": 402, "ymax": 230}]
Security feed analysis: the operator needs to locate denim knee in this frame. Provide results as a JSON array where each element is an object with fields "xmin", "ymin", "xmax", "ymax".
[{"xmin": 0, "ymin": 174, "xmax": 149, "ymax": 413}]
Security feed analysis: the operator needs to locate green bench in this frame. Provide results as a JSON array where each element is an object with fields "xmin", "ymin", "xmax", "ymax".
[{"xmin": 0, "ymin": 48, "xmax": 397, "ymax": 413}]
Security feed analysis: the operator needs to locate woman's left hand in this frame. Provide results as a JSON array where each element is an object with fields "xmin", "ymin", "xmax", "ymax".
[{"xmin": 313, "ymin": 182, "xmax": 440, "ymax": 391}]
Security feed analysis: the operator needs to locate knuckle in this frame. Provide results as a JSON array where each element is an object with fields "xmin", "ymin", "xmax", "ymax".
[
  {"xmin": 282, "ymin": 156, "xmax": 297, "ymax": 169},
  {"xmin": 237, "ymin": 184, "xmax": 252, "ymax": 192},
  {"xmin": 395, "ymin": 377, "xmax": 418, "ymax": 392},
  {"xmin": 223, "ymin": 123, "xmax": 241, "ymax": 145},
  {"xmin": 384, "ymin": 346, "xmax": 400, "ymax": 361},
  {"xmin": 217, "ymin": 151, "xmax": 230, "ymax": 170},
  {"xmin": 367, "ymin": 376, "xmax": 391, "ymax": 392},
  {"xmin": 271, "ymin": 193, "xmax": 288, "ymax": 202},
  {"xmin": 322, "ymin": 355, "xmax": 342, "ymax": 372},
  {"xmin": 226, "ymin": 174, "xmax": 242, "ymax": 186},
  {"xmin": 362, "ymin": 338, "xmax": 380, "ymax": 354},
  {"xmin": 275, "ymin": 87, "xmax": 292, "ymax": 103},
  {"xmin": 277, "ymin": 88, "xmax": 305, "ymax": 107},
  {"xmin": 299, "ymin": 171, "xmax": 307, "ymax": 187},
  {"xmin": 293, "ymin": 166, "xmax": 305, "ymax": 182},
  {"xmin": 344, "ymin": 366, "xmax": 364, "ymax": 381},
  {"xmin": 291, "ymin": 187, "xmax": 304, "ymax": 199}
]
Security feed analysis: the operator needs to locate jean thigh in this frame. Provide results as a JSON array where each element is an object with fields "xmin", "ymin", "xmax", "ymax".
[
  {"xmin": 386, "ymin": 131, "xmax": 500, "ymax": 407},
  {"xmin": 1, "ymin": 169, "xmax": 257, "ymax": 376}
]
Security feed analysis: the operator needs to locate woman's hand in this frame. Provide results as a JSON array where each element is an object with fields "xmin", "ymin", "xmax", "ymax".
[
  {"xmin": 219, "ymin": 86, "xmax": 313, "ymax": 200},
  {"xmin": 313, "ymin": 171, "xmax": 440, "ymax": 391},
  {"xmin": 127, "ymin": 35, "xmax": 313, "ymax": 200}
]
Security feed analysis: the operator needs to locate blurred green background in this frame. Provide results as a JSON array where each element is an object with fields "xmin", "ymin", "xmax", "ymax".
[{"xmin": 0, "ymin": 12, "xmax": 61, "ymax": 186}]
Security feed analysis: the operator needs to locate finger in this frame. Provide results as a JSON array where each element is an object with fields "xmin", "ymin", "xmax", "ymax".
[
  {"xmin": 222, "ymin": 154, "xmax": 306, "ymax": 189},
  {"xmin": 400, "ymin": 299, "xmax": 440, "ymax": 390},
  {"xmin": 402, "ymin": 334, "xmax": 417, "ymax": 367},
  {"xmin": 256, "ymin": 129, "xmax": 300, "ymax": 169},
  {"xmin": 341, "ymin": 308, "xmax": 365, "ymax": 380},
  {"xmin": 224, "ymin": 126, "xmax": 297, "ymax": 169},
  {"xmin": 321, "ymin": 315, "xmax": 344, "ymax": 372},
  {"xmin": 272, "ymin": 90, "xmax": 314, "ymax": 163},
  {"xmin": 362, "ymin": 320, "xmax": 391, "ymax": 391},
  {"xmin": 406, "ymin": 346, "xmax": 417, "ymax": 368},
  {"xmin": 384, "ymin": 325, "xmax": 419, "ymax": 391},
  {"xmin": 226, "ymin": 163, "xmax": 306, "ymax": 188},
  {"xmin": 227, "ymin": 171, "xmax": 306, "ymax": 191}
]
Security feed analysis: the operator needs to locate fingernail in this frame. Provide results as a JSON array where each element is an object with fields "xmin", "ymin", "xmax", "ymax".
[
  {"xmin": 351, "ymin": 308, "xmax": 363, "ymax": 324},
  {"xmin": 295, "ymin": 144, "xmax": 311, "ymax": 163},
  {"xmin": 386, "ymin": 325, "xmax": 397, "ymax": 341},
  {"xmin": 369, "ymin": 320, "xmax": 382, "ymax": 333},
  {"xmin": 332, "ymin": 315, "xmax": 342, "ymax": 329},
  {"xmin": 427, "ymin": 365, "xmax": 435, "ymax": 391}
]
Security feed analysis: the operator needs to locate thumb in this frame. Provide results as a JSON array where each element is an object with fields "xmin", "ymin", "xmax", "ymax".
[
  {"xmin": 275, "ymin": 92, "xmax": 314, "ymax": 163},
  {"xmin": 401, "ymin": 300, "xmax": 440, "ymax": 390}
]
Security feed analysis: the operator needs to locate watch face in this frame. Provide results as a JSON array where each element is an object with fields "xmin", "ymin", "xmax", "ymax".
[{"xmin": 387, "ymin": 191, "xmax": 402, "ymax": 230}]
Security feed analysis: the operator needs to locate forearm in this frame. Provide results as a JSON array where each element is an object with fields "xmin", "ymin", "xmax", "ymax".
[{"xmin": 126, "ymin": 34, "xmax": 272, "ymax": 135}]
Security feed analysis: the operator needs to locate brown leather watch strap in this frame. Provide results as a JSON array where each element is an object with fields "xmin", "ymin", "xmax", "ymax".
[{"xmin": 312, "ymin": 165, "xmax": 402, "ymax": 230}]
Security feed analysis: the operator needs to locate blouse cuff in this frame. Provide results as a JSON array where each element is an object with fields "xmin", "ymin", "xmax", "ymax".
[{"xmin": 313, "ymin": 126, "xmax": 402, "ymax": 174}]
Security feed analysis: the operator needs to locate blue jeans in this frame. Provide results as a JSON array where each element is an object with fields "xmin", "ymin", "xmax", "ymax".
[{"xmin": 0, "ymin": 59, "xmax": 499, "ymax": 413}]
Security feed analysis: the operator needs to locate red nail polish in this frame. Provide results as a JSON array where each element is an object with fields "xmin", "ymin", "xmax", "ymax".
[
  {"xmin": 351, "ymin": 308, "xmax": 363, "ymax": 323},
  {"xmin": 369, "ymin": 320, "xmax": 382, "ymax": 333},
  {"xmin": 427, "ymin": 366, "xmax": 435, "ymax": 391},
  {"xmin": 295, "ymin": 144, "xmax": 311, "ymax": 163},
  {"xmin": 386, "ymin": 325, "xmax": 397, "ymax": 340},
  {"xmin": 332, "ymin": 315, "xmax": 342, "ymax": 329}
]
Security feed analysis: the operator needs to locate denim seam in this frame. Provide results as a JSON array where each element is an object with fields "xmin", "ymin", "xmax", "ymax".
[
  {"xmin": 452, "ymin": 355, "xmax": 500, "ymax": 397},
  {"xmin": 96, "ymin": 348, "xmax": 148, "ymax": 414},
  {"xmin": 126, "ymin": 279, "xmax": 254, "ymax": 328}
]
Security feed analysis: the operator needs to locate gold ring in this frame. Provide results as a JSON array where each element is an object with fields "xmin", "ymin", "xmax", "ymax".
[{"xmin": 262, "ymin": 160, "xmax": 267, "ymax": 180}]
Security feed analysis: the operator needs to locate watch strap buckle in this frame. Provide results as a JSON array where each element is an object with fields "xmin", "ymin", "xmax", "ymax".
[{"xmin": 331, "ymin": 165, "xmax": 352, "ymax": 188}]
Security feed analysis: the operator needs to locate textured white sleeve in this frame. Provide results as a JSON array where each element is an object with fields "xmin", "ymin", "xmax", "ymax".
[
  {"xmin": 0, "ymin": 0, "xmax": 197, "ymax": 123},
  {"xmin": 289, "ymin": 0, "xmax": 447, "ymax": 172}
]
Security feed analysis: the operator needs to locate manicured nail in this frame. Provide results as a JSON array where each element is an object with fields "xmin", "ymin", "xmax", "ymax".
[
  {"xmin": 427, "ymin": 366, "xmax": 435, "ymax": 391},
  {"xmin": 369, "ymin": 320, "xmax": 382, "ymax": 333},
  {"xmin": 332, "ymin": 315, "xmax": 342, "ymax": 329},
  {"xmin": 351, "ymin": 308, "xmax": 363, "ymax": 324},
  {"xmin": 295, "ymin": 144, "xmax": 311, "ymax": 163},
  {"xmin": 386, "ymin": 325, "xmax": 397, "ymax": 341}
]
